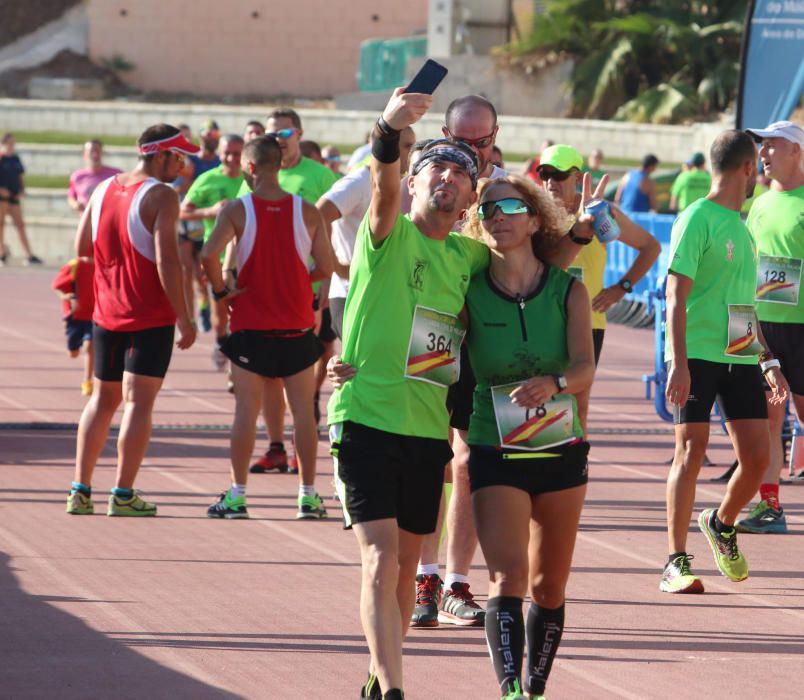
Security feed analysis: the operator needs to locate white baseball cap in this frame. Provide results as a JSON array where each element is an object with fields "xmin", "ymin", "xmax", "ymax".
[{"xmin": 746, "ymin": 120, "xmax": 804, "ymax": 146}]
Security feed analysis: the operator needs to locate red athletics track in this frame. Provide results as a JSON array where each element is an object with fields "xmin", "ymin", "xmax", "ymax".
[{"xmin": 1, "ymin": 267, "xmax": 802, "ymax": 699}]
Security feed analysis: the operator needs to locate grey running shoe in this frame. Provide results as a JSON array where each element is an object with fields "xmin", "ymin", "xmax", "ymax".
[{"xmin": 438, "ymin": 581, "xmax": 485, "ymax": 625}]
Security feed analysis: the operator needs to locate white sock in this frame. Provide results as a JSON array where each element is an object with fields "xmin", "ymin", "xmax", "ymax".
[
  {"xmin": 445, "ymin": 573, "xmax": 469, "ymax": 590},
  {"xmin": 299, "ymin": 484, "xmax": 315, "ymax": 498},
  {"xmin": 417, "ymin": 563, "xmax": 440, "ymax": 577},
  {"xmin": 230, "ymin": 483, "xmax": 246, "ymax": 499}
]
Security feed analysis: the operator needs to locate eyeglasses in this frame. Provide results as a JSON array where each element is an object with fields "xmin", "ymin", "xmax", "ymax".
[
  {"xmin": 536, "ymin": 166, "xmax": 573, "ymax": 182},
  {"xmin": 324, "ymin": 155, "xmax": 341, "ymax": 162},
  {"xmin": 446, "ymin": 128, "xmax": 496, "ymax": 150},
  {"xmin": 477, "ymin": 198, "xmax": 532, "ymax": 220},
  {"xmin": 266, "ymin": 128, "xmax": 297, "ymax": 139}
]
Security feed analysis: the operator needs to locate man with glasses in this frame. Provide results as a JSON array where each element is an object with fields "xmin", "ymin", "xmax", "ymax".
[
  {"xmin": 413, "ymin": 94, "xmax": 506, "ymax": 632},
  {"xmin": 537, "ymin": 145, "xmax": 659, "ymax": 427},
  {"xmin": 66, "ymin": 123, "xmax": 198, "ymax": 517}
]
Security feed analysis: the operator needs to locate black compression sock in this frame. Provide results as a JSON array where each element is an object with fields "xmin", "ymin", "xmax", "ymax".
[
  {"xmin": 485, "ymin": 596, "xmax": 525, "ymax": 692},
  {"xmin": 525, "ymin": 602, "xmax": 565, "ymax": 696}
]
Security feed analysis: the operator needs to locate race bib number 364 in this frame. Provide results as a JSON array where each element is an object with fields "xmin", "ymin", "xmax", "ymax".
[
  {"xmin": 404, "ymin": 306, "xmax": 465, "ymax": 387},
  {"xmin": 491, "ymin": 382, "xmax": 575, "ymax": 451},
  {"xmin": 755, "ymin": 255, "xmax": 802, "ymax": 306},
  {"xmin": 724, "ymin": 304, "xmax": 764, "ymax": 357}
]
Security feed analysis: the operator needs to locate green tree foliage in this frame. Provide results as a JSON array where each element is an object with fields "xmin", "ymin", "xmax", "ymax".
[{"xmin": 505, "ymin": 0, "xmax": 747, "ymax": 123}]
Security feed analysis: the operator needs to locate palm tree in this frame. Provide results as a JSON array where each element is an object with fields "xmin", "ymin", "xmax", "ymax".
[{"xmin": 503, "ymin": 0, "xmax": 746, "ymax": 123}]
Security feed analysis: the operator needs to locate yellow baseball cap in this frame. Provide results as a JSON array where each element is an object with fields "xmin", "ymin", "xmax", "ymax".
[{"xmin": 539, "ymin": 144, "xmax": 583, "ymax": 172}]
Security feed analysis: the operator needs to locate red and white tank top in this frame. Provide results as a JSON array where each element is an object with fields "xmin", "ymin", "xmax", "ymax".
[
  {"xmin": 230, "ymin": 193, "xmax": 314, "ymax": 332},
  {"xmin": 90, "ymin": 176, "xmax": 176, "ymax": 331}
]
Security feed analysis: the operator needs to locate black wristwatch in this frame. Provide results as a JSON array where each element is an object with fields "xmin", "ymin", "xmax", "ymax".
[
  {"xmin": 618, "ymin": 279, "xmax": 633, "ymax": 292},
  {"xmin": 552, "ymin": 374, "xmax": 567, "ymax": 393},
  {"xmin": 212, "ymin": 286, "xmax": 231, "ymax": 301},
  {"xmin": 568, "ymin": 227, "xmax": 593, "ymax": 245}
]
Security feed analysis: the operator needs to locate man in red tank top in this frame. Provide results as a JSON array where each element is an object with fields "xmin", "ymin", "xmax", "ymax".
[
  {"xmin": 201, "ymin": 135, "xmax": 334, "ymax": 520},
  {"xmin": 65, "ymin": 123, "xmax": 199, "ymax": 517}
]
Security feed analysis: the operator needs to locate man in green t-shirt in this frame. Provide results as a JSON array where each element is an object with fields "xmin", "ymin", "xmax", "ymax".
[
  {"xmin": 670, "ymin": 151, "xmax": 712, "ymax": 212},
  {"xmin": 180, "ymin": 134, "xmax": 244, "ymax": 362},
  {"xmin": 327, "ymin": 90, "xmax": 487, "ymax": 700},
  {"xmin": 663, "ymin": 130, "xmax": 787, "ymax": 595},
  {"xmin": 238, "ymin": 108, "xmax": 339, "ymax": 478},
  {"xmin": 735, "ymin": 120, "xmax": 804, "ymax": 534}
]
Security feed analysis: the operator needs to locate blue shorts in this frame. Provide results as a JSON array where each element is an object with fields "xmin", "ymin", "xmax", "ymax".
[{"xmin": 65, "ymin": 318, "xmax": 93, "ymax": 352}]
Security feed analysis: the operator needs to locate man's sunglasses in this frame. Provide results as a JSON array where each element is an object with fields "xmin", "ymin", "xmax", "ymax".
[
  {"xmin": 536, "ymin": 166, "xmax": 573, "ymax": 182},
  {"xmin": 446, "ymin": 128, "xmax": 495, "ymax": 150},
  {"xmin": 266, "ymin": 128, "xmax": 297, "ymax": 139},
  {"xmin": 477, "ymin": 198, "xmax": 532, "ymax": 220}
]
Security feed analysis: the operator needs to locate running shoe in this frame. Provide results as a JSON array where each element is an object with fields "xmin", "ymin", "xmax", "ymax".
[
  {"xmin": 736, "ymin": 500, "xmax": 788, "ymax": 534},
  {"xmin": 80, "ymin": 380, "xmax": 93, "ymax": 397},
  {"xmin": 207, "ymin": 491, "xmax": 248, "ymax": 519},
  {"xmin": 288, "ymin": 454, "xmax": 299, "ymax": 474},
  {"xmin": 199, "ymin": 304, "xmax": 212, "ymax": 332},
  {"xmin": 359, "ymin": 672, "xmax": 382, "ymax": 699},
  {"xmin": 438, "ymin": 581, "xmax": 485, "ymax": 625},
  {"xmin": 107, "ymin": 492, "xmax": 157, "ymax": 517},
  {"xmin": 659, "ymin": 554, "xmax": 704, "ymax": 594},
  {"xmin": 249, "ymin": 445, "xmax": 289, "ymax": 473},
  {"xmin": 66, "ymin": 491, "xmax": 94, "ymax": 515},
  {"xmin": 501, "ymin": 679, "xmax": 528, "ymax": 699},
  {"xmin": 410, "ymin": 574, "xmax": 442, "ymax": 628},
  {"xmin": 25, "ymin": 255, "xmax": 43, "ymax": 266},
  {"xmin": 297, "ymin": 492, "xmax": 327, "ymax": 519},
  {"xmin": 698, "ymin": 508, "xmax": 748, "ymax": 582},
  {"xmin": 0, "ymin": 253, "xmax": 6, "ymax": 266},
  {"xmin": 212, "ymin": 346, "xmax": 226, "ymax": 371}
]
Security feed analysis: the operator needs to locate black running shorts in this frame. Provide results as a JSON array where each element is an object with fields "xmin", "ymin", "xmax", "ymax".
[
  {"xmin": 318, "ymin": 307, "xmax": 337, "ymax": 343},
  {"xmin": 66, "ymin": 318, "xmax": 93, "ymax": 352},
  {"xmin": 94, "ymin": 323, "xmax": 174, "ymax": 381},
  {"xmin": 468, "ymin": 440, "xmax": 589, "ymax": 495},
  {"xmin": 592, "ymin": 328, "xmax": 605, "ymax": 367},
  {"xmin": 672, "ymin": 358, "xmax": 768, "ymax": 424},
  {"xmin": 446, "ymin": 345, "xmax": 476, "ymax": 431},
  {"xmin": 223, "ymin": 329, "xmax": 322, "ymax": 379},
  {"xmin": 333, "ymin": 421, "xmax": 452, "ymax": 534},
  {"xmin": 760, "ymin": 321, "xmax": 804, "ymax": 396}
]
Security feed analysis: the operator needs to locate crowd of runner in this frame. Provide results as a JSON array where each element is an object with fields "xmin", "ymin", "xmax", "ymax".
[{"xmin": 43, "ymin": 86, "xmax": 803, "ymax": 700}]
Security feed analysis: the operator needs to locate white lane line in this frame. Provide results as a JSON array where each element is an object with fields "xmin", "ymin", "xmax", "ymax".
[
  {"xmin": 2, "ymin": 326, "xmax": 65, "ymax": 353},
  {"xmin": 0, "ymin": 525, "xmax": 238, "ymax": 694},
  {"xmin": 0, "ymin": 391, "xmax": 55, "ymax": 422}
]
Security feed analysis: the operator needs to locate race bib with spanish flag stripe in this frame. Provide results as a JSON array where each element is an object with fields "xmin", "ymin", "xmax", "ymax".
[
  {"xmin": 404, "ymin": 305, "xmax": 465, "ymax": 387},
  {"xmin": 491, "ymin": 382, "xmax": 575, "ymax": 451},
  {"xmin": 725, "ymin": 304, "xmax": 763, "ymax": 358},
  {"xmin": 755, "ymin": 255, "xmax": 801, "ymax": 306}
]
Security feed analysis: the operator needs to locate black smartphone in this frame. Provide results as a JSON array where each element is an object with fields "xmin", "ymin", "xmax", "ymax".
[{"xmin": 405, "ymin": 59, "xmax": 448, "ymax": 95}]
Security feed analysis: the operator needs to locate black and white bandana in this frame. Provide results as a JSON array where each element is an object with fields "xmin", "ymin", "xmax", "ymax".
[{"xmin": 411, "ymin": 139, "xmax": 479, "ymax": 187}]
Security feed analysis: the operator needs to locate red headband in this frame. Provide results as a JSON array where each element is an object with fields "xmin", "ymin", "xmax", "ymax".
[{"xmin": 138, "ymin": 132, "xmax": 200, "ymax": 156}]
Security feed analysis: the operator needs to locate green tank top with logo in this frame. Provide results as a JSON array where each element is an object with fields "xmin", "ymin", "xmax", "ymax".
[{"xmin": 466, "ymin": 265, "xmax": 584, "ymax": 450}]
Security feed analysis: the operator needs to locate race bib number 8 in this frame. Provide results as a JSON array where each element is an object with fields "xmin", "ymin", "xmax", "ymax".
[
  {"xmin": 755, "ymin": 255, "xmax": 802, "ymax": 306},
  {"xmin": 404, "ymin": 305, "xmax": 465, "ymax": 387},
  {"xmin": 724, "ymin": 304, "xmax": 764, "ymax": 357},
  {"xmin": 491, "ymin": 381, "xmax": 576, "ymax": 451}
]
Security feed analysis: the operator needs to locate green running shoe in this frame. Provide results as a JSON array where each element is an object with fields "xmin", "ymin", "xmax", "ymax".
[
  {"xmin": 697, "ymin": 508, "xmax": 748, "ymax": 582},
  {"xmin": 501, "ymin": 679, "xmax": 528, "ymax": 699},
  {"xmin": 66, "ymin": 491, "xmax": 94, "ymax": 515},
  {"xmin": 659, "ymin": 554, "xmax": 704, "ymax": 594},
  {"xmin": 297, "ymin": 492, "xmax": 327, "ymax": 520},
  {"xmin": 107, "ymin": 492, "xmax": 157, "ymax": 517},
  {"xmin": 736, "ymin": 500, "xmax": 788, "ymax": 534},
  {"xmin": 207, "ymin": 491, "xmax": 249, "ymax": 519},
  {"xmin": 359, "ymin": 672, "xmax": 381, "ymax": 699}
]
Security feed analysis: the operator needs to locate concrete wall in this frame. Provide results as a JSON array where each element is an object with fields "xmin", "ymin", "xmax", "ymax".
[
  {"xmin": 86, "ymin": 0, "xmax": 428, "ymax": 97},
  {"xmin": 1, "ymin": 97, "xmax": 727, "ymax": 163}
]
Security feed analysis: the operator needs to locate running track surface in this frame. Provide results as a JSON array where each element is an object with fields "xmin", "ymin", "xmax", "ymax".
[{"xmin": 1, "ymin": 268, "xmax": 802, "ymax": 699}]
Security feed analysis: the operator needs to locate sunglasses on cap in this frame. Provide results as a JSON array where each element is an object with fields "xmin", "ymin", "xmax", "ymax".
[
  {"xmin": 266, "ymin": 128, "xmax": 297, "ymax": 139},
  {"xmin": 477, "ymin": 198, "xmax": 532, "ymax": 220},
  {"xmin": 445, "ymin": 128, "xmax": 495, "ymax": 150},
  {"xmin": 536, "ymin": 166, "xmax": 574, "ymax": 182}
]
